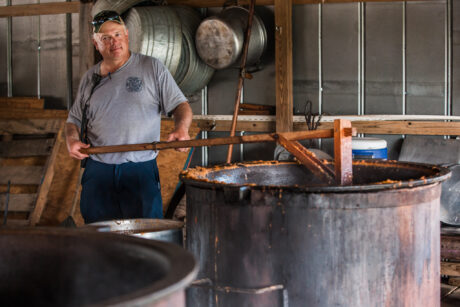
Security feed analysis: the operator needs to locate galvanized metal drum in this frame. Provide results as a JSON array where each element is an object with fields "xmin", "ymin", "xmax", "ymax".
[
  {"xmin": 173, "ymin": 6, "xmax": 215, "ymax": 95},
  {"xmin": 181, "ymin": 160, "xmax": 451, "ymax": 307},
  {"xmin": 195, "ymin": 6, "xmax": 267, "ymax": 69},
  {"xmin": 91, "ymin": 0, "xmax": 144, "ymax": 17},
  {"xmin": 0, "ymin": 228, "xmax": 197, "ymax": 307},
  {"xmin": 125, "ymin": 6, "xmax": 182, "ymax": 77},
  {"xmin": 88, "ymin": 218, "xmax": 184, "ymax": 246}
]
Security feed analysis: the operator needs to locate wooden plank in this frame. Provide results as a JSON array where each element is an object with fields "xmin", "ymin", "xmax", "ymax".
[
  {"xmin": 276, "ymin": 134, "xmax": 335, "ymax": 183},
  {"xmin": 4, "ymin": 219, "xmax": 29, "ymax": 227},
  {"xmin": 0, "ymin": 139, "xmax": 54, "ymax": 158},
  {"xmin": 0, "ymin": 184, "xmax": 37, "ymax": 194},
  {"xmin": 0, "ymin": 157, "xmax": 48, "ymax": 167},
  {"xmin": 194, "ymin": 117, "xmax": 460, "ymax": 135},
  {"xmin": 0, "ymin": 166, "xmax": 44, "ymax": 185},
  {"xmin": 163, "ymin": 0, "xmax": 424, "ymax": 8},
  {"xmin": 275, "ymin": 0, "xmax": 293, "ymax": 133},
  {"xmin": 334, "ymin": 119, "xmax": 353, "ymax": 185},
  {"xmin": 0, "ymin": 194, "xmax": 36, "ymax": 212},
  {"xmin": 442, "ymin": 262, "xmax": 460, "ymax": 277},
  {"xmin": 0, "ymin": 119, "xmax": 63, "ymax": 134},
  {"xmin": 0, "ymin": 97, "xmax": 44, "ymax": 109},
  {"xmin": 81, "ymin": 129, "xmax": 336, "ymax": 155},
  {"xmin": 29, "ymin": 122, "xmax": 65, "ymax": 226},
  {"xmin": 0, "ymin": 2, "xmax": 79, "ymax": 18},
  {"xmin": 79, "ymin": 1, "xmax": 96, "ymax": 79},
  {"xmin": 0, "ymin": 109, "xmax": 68, "ymax": 119}
]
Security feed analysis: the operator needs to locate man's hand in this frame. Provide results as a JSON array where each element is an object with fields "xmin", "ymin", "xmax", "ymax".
[
  {"xmin": 67, "ymin": 139, "xmax": 90, "ymax": 160},
  {"xmin": 168, "ymin": 102, "xmax": 193, "ymax": 152},
  {"xmin": 167, "ymin": 128, "xmax": 190, "ymax": 152},
  {"xmin": 65, "ymin": 122, "xmax": 90, "ymax": 160}
]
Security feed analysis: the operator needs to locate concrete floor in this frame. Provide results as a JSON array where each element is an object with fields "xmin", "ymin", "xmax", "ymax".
[{"xmin": 441, "ymin": 283, "xmax": 460, "ymax": 307}]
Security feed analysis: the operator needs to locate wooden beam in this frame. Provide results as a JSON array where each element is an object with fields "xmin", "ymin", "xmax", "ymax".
[
  {"xmin": 275, "ymin": 0, "xmax": 293, "ymax": 132},
  {"xmin": 0, "ymin": 194, "xmax": 36, "ymax": 212},
  {"xmin": 441, "ymin": 262, "xmax": 460, "ymax": 277},
  {"xmin": 79, "ymin": 1, "xmax": 96, "ymax": 79},
  {"xmin": 334, "ymin": 119, "xmax": 353, "ymax": 185},
  {"xmin": 0, "ymin": 109, "xmax": 68, "ymax": 119},
  {"xmin": 0, "ymin": 0, "xmax": 431, "ymax": 17},
  {"xmin": 0, "ymin": 2, "xmax": 79, "ymax": 18},
  {"xmin": 0, "ymin": 166, "xmax": 44, "ymax": 185},
  {"xmin": 165, "ymin": 0, "xmax": 424, "ymax": 8},
  {"xmin": 0, "ymin": 119, "xmax": 63, "ymax": 134},
  {"xmin": 29, "ymin": 122, "xmax": 65, "ymax": 226},
  {"xmin": 193, "ymin": 116, "xmax": 460, "ymax": 135},
  {"xmin": 0, "ymin": 184, "xmax": 38, "ymax": 194},
  {"xmin": 0, "ymin": 97, "xmax": 44, "ymax": 109},
  {"xmin": 0, "ymin": 139, "xmax": 55, "ymax": 158}
]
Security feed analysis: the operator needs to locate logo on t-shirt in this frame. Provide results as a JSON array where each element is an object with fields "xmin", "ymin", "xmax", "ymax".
[{"xmin": 126, "ymin": 77, "xmax": 144, "ymax": 92}]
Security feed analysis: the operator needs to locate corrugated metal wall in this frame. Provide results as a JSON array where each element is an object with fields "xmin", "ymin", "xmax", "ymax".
[
  {"xmin": 0, "ymin": 0, "xmax": 79, "ymax": 109},
  {"xmin": 1, "ymin": 1, "xmax": 458, "ymax": 164}
]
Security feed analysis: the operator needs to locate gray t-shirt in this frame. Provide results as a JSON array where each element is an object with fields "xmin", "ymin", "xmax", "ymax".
[{"xmin": 67, "ymin": 53, "xmax": 187, "ymax": 164}]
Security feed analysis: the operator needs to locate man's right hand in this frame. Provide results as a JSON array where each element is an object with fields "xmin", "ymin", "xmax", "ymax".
[{"xmin": 67, "ymin": 139, "xmax": 90, "ymax": 160}]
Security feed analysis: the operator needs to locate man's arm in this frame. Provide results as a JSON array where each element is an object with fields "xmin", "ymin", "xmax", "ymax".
[
  {"xmin": 166, "ymin": 102, "xmax": 193, "ymax": 152},
  {"xmin": 65, "ymin": 123, "xmax": 90, "ymax": 160}
]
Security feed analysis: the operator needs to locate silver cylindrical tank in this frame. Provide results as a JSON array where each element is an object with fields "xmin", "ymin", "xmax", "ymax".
[{"xmin": 181, "ymin": 160, "xmax": 450, "ymax": 307}]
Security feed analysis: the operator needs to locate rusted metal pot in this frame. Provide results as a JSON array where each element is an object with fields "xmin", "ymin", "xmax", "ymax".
[
  {"xmin": 87, "ymin": 218, "xmax": 184, "ymax": 246},
  {"xmin": 181, "ymin": 160, "xmax": 450, "ymax": 307},
  {"xmin": 0, "ymin": 228, "xmax": 197, "ymax": 307}
]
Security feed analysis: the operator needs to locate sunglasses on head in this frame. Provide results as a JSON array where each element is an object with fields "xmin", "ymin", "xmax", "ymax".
[{"xmin": 92, "ymin": 11, "xmax": 123, "ymax": 33}]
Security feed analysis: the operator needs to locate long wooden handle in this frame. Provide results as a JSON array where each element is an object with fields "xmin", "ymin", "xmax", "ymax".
[{"xmin": 80, "ymin": 129, "xmax": 345, "ymax": 155}]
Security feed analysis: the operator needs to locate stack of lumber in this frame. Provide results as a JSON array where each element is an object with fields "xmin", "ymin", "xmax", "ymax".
[
  {"xmin": 442, "ymin": 227, "xmax": 460, "ymax": 286},
  {"xmin": 0, "ymin": 97, "xmax": 74, "ymax": 226}
]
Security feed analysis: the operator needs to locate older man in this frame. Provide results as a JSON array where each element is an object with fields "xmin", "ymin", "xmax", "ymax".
[{"xmin": 66, "ymin": 10, "xmax": 192, "ymax": 223}]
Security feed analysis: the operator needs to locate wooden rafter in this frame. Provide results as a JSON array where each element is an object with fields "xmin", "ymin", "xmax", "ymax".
[{"xmin": 0, "ymin": 0, "xmax": 427, "ymax": 18}]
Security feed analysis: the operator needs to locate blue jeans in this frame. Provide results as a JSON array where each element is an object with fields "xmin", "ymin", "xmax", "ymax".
[{"xmin": 80, "ymin": 158, "xmax": 163, "ymax": 224}]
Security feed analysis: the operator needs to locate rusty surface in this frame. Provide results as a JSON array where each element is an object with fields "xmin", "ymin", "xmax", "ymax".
[
  {"xmin": 181, "ymin": 160, "xmax": 451, "ymax": 193},
  {"xmin": 226, "ymin": 0, "xmax": 257, "ymax": 163},
  {"xmin": 184, "ymin": 161, "xmax": 445, "ymax": 306}
]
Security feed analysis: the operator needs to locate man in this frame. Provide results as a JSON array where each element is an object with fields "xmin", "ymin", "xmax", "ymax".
[{"xmin": 66, "ymin": 10, "xmax": 192, "ymax": 223}]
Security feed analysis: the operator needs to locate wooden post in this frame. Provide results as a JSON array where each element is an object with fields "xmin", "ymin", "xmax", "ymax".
[
  {"xmin": 275, "ymin": 0, "xmax": 293, "ymax": 133},
  {"xmin": 79, "ymin": 1, "xmax": 95, "ymax": 81},
  {"xmin": 334, "ymin": 119, "xmax": 353, "ymax": 185}
]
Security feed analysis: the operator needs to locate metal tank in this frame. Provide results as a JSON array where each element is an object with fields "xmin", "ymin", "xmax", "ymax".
[
  {"xmin": 195, "ymin": 6, "xmax": 267, "ymax": 69},
  {"xmin": 91, "ymin": 0, "xmax": 145, "ymax": 17},
  {"xmin": 0, "ymin": 228, "xmax": 197, "ymax": 307},
  {"xmin": 125, "ymin": 6, "xmax": 182, "ymax": 77},
  {"xmin": 87, "ymin": 218, "xmax": 184, "ymax": 246},
  {"xmin": 173, "ymin": 6, "xmax": 215, "ymax": 95},
  {"xmin": 181, "ymin": 160, "xmax": 451, "ymax": 307}
]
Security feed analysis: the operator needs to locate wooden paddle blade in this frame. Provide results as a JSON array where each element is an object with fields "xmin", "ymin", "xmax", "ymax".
[
  {"xmin": 334, "ymin": 119, "xmax": 353, "ymax": 185},
  {"xmin": 275, "ymin": 133, "xmax": 335, "ymax": 184}
]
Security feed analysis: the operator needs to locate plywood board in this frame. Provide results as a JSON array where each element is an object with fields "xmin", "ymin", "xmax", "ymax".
[
  {"xmin": 0, "ymin": 119, "xmax": 62, "ymax": 134},
  {"xmin": 0, "ymin": 194, "xmax": 36, "ymax": 212},
  {"xmin": 0, "ymin": 139, "xmax": 54, "ymax": 158},
  {"xmin": 0, "ymin": 166, "xmax": 44, "ymax": 185},
  {"xmin": 157, "ymin": 120, "xmax": 201, "ymax": 214}
]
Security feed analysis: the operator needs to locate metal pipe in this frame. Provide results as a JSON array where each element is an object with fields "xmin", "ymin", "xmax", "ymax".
[
  {"xmin": 226, "ymin": 0, "xmax": 256, "ymax": 163},
  {"xmin": 358, "ymin": 2, "xmax": 365, "ymax": 116},
  {"xmin": 201, "ymin": 86, "xmax": 208, "ymax": 166},
  {"xmin": 445, "ymin": 0, "xmax": 452, "ymax": 117},
  {"xmin": 37, "ymin": 7, "xmax": 41, "ymax": 99},
  {"xmin": 318, "ymin": 3, "xmax": 323, "ymax": 149},
  {"xmin": 6, "ymin": 0, "xmax": 12, "ymax": 97},
  {"xmin": 402, "ymin": 1, "xmax": 407, "ymax": 116},
  {"xmin": 66, "ymin": 0, "xmax": 73, "ymax": 110}
]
